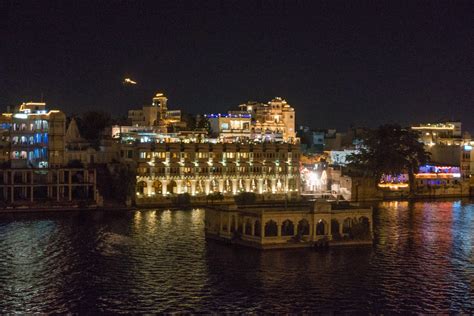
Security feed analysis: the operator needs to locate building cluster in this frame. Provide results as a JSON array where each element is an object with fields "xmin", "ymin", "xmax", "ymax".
[
  {"xmin": 1, "ymin": 91, "xmax": 472, "ymax": 207},
  {"xmin": 0, "ymin": 93, "xmax": 300, "ymax": 206},
  {"xmin": 298, "ymin": 121, "xmax": 474, "ymax": 200},
  {"xmin": 0, "ymin": 102, "xmax": 97, "ymax": 205}
]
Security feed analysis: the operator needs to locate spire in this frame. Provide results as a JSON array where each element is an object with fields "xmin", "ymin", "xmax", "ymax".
[{"xmin": 65, "ymin": 118, "xmax": 85, "ymax": 143}]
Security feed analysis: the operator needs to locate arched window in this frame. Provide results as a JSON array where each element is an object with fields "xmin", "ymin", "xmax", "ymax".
[
  {"xmin": 343, "ymin": 218, "xmax": 352, "ymax": 234},
  {"xmin": 331, "ymin": 219, "xmax": 340, "ymax": 236},
  {"xmin": 244, "ymin": 219, "xmax": 252, "ymax": 235},
  {"xmin": 153, "ymin": 181, "xmax": 162, "ymax": 195},
  {"xmin": 281, "ymin": 219, "xmax": 294, "ymax": 236},
  {"xmin": 136, "ymin": 181, "xmax": 146, "ymax": 195},
  {"xmin": 297, "ymin": 219, "xmax": 310, "ymax": 236},
  {"xmin": 167, "ymin": 180, "xmax": 177, "ymax": 195},
  {"xmin": 316, "ymin": 220, "xmax": 326, "ymax": 235},
  {"xmin": 264, "ymin": 220, "xmax": 278, "ymax": 237},
  {"xmin": 254, "ymin": 220, "xmax": 261, "ymax": 237},
  {"xmin": 231, "ymin": 215, "xmax": 236, "ymax": 233}
]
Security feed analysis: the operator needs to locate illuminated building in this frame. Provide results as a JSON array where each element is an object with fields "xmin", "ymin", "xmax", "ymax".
[
  {"xmin": 205, "ymin": 201, "xmax": 373, "ymax": 249},
  {"xmin": 128, "ymin": 93, "xmax": 185, "ymax": 131},
  {"xmin": 236, "ymin": 97, "xmax": 296, "ymax": 142},
  {"xmin": 0, "ymin": 102, "xmax": 98, "ymax": 206},
  {"xmin": 133, "ymin": 142, "xmax": 301, "ymax": 202},
  {"xmin": 205, "ymin": 113, "xmax": 252, "ymax": 141},
  {"xmin": 411, "ymin": 121, "xmax": 462, "ymax": 146},
  {"xmin": 0, "ymin": 102, "xmax": 65, "ymax": 168},
  {"xmin": 461, "ymin": 143, "xmax": 473, "ymax": 178}
]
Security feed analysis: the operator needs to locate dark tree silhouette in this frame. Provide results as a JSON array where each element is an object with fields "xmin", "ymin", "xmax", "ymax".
[{"xmin": 348, "ymin": 124, "xmax": 430, "ymax": 195}]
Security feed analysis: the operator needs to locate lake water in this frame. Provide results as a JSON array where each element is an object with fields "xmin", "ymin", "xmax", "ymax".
[{"xmin": 0, "ymin": 200, "xmax": 473, "ymax": 313}]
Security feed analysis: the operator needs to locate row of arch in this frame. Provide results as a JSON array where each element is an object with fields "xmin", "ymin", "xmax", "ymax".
[
  {"xmin": 137, "ymin": 178, "xmax": 298, "ymax": 195},
  {"xmin": 221, "ymin": 216, "xmax": 371, "ymax": 238}
]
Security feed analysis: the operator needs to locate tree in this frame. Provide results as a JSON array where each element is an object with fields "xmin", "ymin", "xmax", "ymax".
[
  {"xmin": 196, "ymin": 116, "xmax": 211, "ymax": 134},
  {"xmin": 76, "ymin": 111, "xmax": 112, "ymax": 146},
  {"xmin": 181, "ymin": 112, "xmax": 197, "ymax": 130},
  {"xmin": 347, "ymin": 124, "xmax": 430, "ymax": 195}
]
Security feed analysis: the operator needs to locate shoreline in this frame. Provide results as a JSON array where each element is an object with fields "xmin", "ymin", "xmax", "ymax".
[{"xmin": 0, "ymin": 195, "xmax": 472, "ymax": 214}]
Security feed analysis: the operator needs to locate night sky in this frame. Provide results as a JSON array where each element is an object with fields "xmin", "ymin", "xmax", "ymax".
[{"xmin": 2, "ymin": 1, "xmax": 473, "ymax": 132}]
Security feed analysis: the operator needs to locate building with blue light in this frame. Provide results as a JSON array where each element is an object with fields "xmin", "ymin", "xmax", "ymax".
[{"xmin": 0, "ymin": 102, "xmax": 65, "ymax": 168}]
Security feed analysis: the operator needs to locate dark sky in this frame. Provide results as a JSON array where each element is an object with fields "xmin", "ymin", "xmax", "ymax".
[{"xmin": 2, "ymin": 0, "xmax": 473, "ymax": 132}]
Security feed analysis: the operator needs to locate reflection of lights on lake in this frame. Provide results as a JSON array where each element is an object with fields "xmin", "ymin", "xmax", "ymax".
[
  {"xmin": 134, "ymin": 211, "xmax": 142, "ymax": 228},
  {"xmin": 146, "ymin": 210, "xmax": 157, "ymax": 233},
  {"xmin": 191, "ymin": 209, "xmax": 202, "ymax": 223},
  {"xmin": 161, "ymin": 210, "xmax": 172, "ymax": 225}
]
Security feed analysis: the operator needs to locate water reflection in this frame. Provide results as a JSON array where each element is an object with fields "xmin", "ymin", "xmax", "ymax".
[{"xmin": 0, "ymin": 200, "xmax": 473, "ymax": 313}]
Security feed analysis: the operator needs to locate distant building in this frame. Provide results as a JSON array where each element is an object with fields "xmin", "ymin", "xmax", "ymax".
[
  {"xmin": 411, "ymin": 121, "xmax": 462, "ymax": 146},
  {"xmin": 236, "ymin": 97, "xmax": 296, "ymax": 142},
  {"xmin": 128, "ymin": 93, "xmax": 185, "ymax": 131},
  {"xmin": 0, "ymin": 102, "xmax": 99, "ymax": 207},
  {"xmin": 132, "ymin": 142, "xmax": 301, "ymax": 202},
  {"xmin": 0, "ymin": 102, "xmax": 65, "ymax": 168},
  {"xmin": 205, "ymin": 113, "xmax": 252, "ymax": 141}
]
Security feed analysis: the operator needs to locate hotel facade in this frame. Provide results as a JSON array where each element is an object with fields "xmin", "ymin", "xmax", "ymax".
[{"xmin": 131, "ymin": 142, "xmax": 301, "ymax": 201}]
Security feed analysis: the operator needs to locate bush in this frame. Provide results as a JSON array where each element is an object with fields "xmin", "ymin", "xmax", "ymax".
[{"xmin": 234, "ymin": 192, "xmax": 257, "ymax": 205}]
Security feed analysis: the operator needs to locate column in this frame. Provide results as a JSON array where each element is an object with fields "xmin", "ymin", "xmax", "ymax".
[
  {"xmin": 271, "ymin": 179, "xmax": 276, "ymax": 193},
  {"xmin": 10, "ymin": 171, "xmax": 14, "ymax": 203},
  {"xmin": 339, "ymin": 220, "xmax": 344, "ymax": 235},
  {"xmin": 204, "ymin": 180, "xmax": 210, "ymax": 195},
  {"xmin": 277, "ymin": 222, "xmax": 282, "ymax": 237},
  {"xmin": 258, "ymin": 179, "xmax": 263, "ymax": 194},
  {"xmin": 93, "ymin": 170, "xmax": 97, "ymax": 202},
  {"xmin": 161, "ymin": 180, "xmax": 168, "ymax": 196},
  {"xmin": 176, "ymin": 180, "xmax": 182, "ymax": 194},
  {"xmin": 57, "ymin": 170, "xmax": 60, "ymax": 201},
  {"xmin": 190, "ymin": 180, "xmax": 197, "ymax": 196},
  {"xmin": 245, "ymin": 179, "xmax": 251, "ymax": 192},
  {"xmin": 218, "ymin": 179, "xmax": 224, "ymax": 193},
  {"xmin": 68, "ymin": 170, "xmax": 72, "ymax": 201},
  {"xmin": 30, "ymin": 170, "xmax": 34, "ymax": 202},
  {"xmin": 146, "ymin": 179, "xmax": 153, "ymax": 196},
  {"xmin": 231, "ymin": 179, "xmax": 238, "ymax": 195}
]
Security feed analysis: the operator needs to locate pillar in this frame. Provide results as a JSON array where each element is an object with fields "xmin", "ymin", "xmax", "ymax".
[
  {"xmin": 30, "ymin": 170, "xmax": 34, "ymax": 202},
  {"xmin": 231, "ymin": 179, "xmax": 238, "ymax": 195},
  {"xmin": 218, "ymin": 179, "xmax": 224, "ymax": 193},
  {"xmin": 271, "ymin": 178, "xmax": 276, "ymax": 193},
  {"xmin": 56, "ymin": 170, "xmax": 60, "ymax": 201},
  {"xmin": 93, "ymin": 169, "xmax": 97, "ymax": 202},
  {"xmin": 68, "ymin": 170, "xmax": 72, "ymax": 201},
  {"xmin": 10, "ymin": 171, "xmax": 14, "ymax": 203},
  {"xmin": 161, "ymin": 180, "xmax": 168, "ymax": 196},
  {"xmin": 176, "ymin": 180, "xmax": 182, "ymax": 194},
  {"xmin": 277, "ymin": 221, "xmax": 282, "ymax": 237},
  {"xmin": 146, "ymin": 180, "xmax": 153, "ymax": 196},
  {"xmin": 245, "ymin": 179, "xmax": 251, "ymax": 192},
  {"xmin": 258, "ymin": 179, "xmax": 263, "ymax": 194},
  {"xmin": 204, "ymin": 180, "xmax": 210, "ymax": 195},
  {"xmin": 190, "ymin": 180, "xmax": 197, "ymax": 196}
]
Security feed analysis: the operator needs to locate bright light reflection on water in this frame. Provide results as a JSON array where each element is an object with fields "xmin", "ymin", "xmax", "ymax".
[{"xmin": 0, "ymin": 200, "xmax": 473, "ymax": 313}]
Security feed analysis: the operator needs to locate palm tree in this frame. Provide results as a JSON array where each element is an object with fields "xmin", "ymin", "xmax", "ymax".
[{"xmin": 348, "ymin": 124, "xmax": 430, "ymax": 195}]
